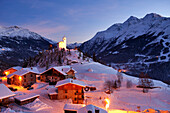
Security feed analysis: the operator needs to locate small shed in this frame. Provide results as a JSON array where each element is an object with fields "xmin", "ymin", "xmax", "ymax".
[
  {"xmin": 14, "ymin": 93, "xmax": 39, "ymax": 105},
  {"xmin": 78, "ymin": 104, "xmax": 108, "ymax": 113},
  {"xmin": 64, "ymin": 103, "xmax": 85, "ymax": 113},
  {"xmin": 64, "ymin": 104, "xmax": 108, "ymax": 113},
  {"xmin": 0, "ymin": 84, "xmax": 15, "ymax": 105},
  {"xmin": 88, "ymin": 68, "xmax": 93, "ymax": 72},
  {"xmin": 48, "ymin": 88, "xmax": 58, "ymax": 100},
  {"xmin": 86, "ymin": 84, "xmax": 96, "ymax": 91}
]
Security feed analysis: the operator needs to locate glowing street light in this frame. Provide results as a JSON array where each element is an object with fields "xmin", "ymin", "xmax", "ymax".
[{"xmin": 105, "ymin": 98, "xmax": 110, "ymax": 111}]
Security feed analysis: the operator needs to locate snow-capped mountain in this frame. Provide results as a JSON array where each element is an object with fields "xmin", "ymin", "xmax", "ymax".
[
  {"xmin": 67, "ymin": 42, "xmax": 82, "ymax": 49},
  {"xmin": 0, "ymin": 26, "xmax": 56, "ymax": 68},
  {"xmin": 80, "ymin": 13, "xmax": 170, "ymax": 84}
]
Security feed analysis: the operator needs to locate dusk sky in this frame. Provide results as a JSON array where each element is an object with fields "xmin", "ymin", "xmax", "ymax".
[{"xmin": 0, "ymin": 0, "xmax": 170, "ymax": 44}]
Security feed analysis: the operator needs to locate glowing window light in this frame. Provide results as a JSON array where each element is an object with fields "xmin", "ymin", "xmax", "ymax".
[
  {"xmin": 5, "ymin": 71, "xmax": 9, "ymax": 75},
  {"xmin": 19, "ymin": 76, "xmax": 22, "ymax": 81}
]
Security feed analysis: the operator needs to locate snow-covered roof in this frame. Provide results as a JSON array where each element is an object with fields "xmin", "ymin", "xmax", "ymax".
[
  {"xmin": 48, "ymin": 88, "xmax": 58, "ymax": 95},
  {"xmin": 55, "ymin": 78, "xmax": 86, "ymax": 88},
  {"xmin": 14, "ymin": 93, "xmax": 39, "ymax": 102},
  {"xmin": 12, "ymin": 66, "xmax": 22, "ymax": 70},
  {"xmin": 5, "ymin": 66, "xmax": 22, "ymax": 71},
  {"xmin": 57, "ymin": 66, "xmax": 77, "ymax": 73},
  {"xmin": 23, "ymin": 67, "xmax": 39, "ymax": 74},
  {"xmin": 64, "ymin": 104, "xmax": 85, "ymax": 111},
  {"xmin": 40, "ymin": 65, "xmax": 76, "ymax": 75},
  {"xmin": 78, "ymin": 104, "xmax": 108, "ymax": 113},
  {"xmin": 7, "ymin": 67, "xmax": 39, "ymax": 78},
  {"xmin": 0, "ymin": 84, "xmax": 15, "ymax": 99}
]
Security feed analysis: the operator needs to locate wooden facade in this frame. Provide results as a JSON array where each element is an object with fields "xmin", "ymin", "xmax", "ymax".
[
  {"xmin": 40, "ymin": 68, "xmax": 66, "ymax": 83},
  {"xmin": 14, "ymin": 96, "xmax": 39, "ymax": 105},
  {"xmin": 7, "ymin": 72, "xmax": 36, "ymax": 87},
  {"xmin": 58, "ymin": 83, "xmax": 84, "ymax": 104},
  {"xmin": 66, "ymin": 70, "xmax": 76, "ymax": 79},
  {"xmin": 48, "ymin": 93, "xmax": 58, "ymax": 100},
  {"xmin": 0, "ymin": 97, "xmax": 14, "ymax": 106},
  {"xmin": 64, "ymin": 110, "xmax": 77, "ymax": 113}
]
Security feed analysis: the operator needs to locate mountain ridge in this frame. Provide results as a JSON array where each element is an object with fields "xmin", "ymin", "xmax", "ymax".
[
  {"xmin": 80, "ymin": 13, "xmax": 170, "ymax": 83},
  {"xmin": 0, "ymin": 26, "xmax": 57, "ymax": 70}
]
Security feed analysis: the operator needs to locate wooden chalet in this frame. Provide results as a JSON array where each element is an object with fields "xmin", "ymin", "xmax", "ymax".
[
  {"xmin": 0, "ymin": 84, "xmax": 15, "ymax": 106},
  {"xmin": 55, "ymin": 78, "xmax": 86, "ymax": 104},
  {"xmin": 7, "ymin": 67, "xmax": 39, "ymax": 87},
  {"xmin": 4, "ymin": 66, "xmax": 22, "ymax": 76},
  {"xmin": 14, "ymin": 93, "xmax": 39, "ymax": 105},
  {"xmin": 40, "ymin": 66, "xmax": 77, "ymax": 83}
]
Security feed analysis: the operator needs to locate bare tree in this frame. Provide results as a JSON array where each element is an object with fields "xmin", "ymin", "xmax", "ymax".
[
  {"xmin": 126, "ymin": 80, "xmax": 132, "ymax": 88},
  {"xmin": 117, "ymin": 71, "xmax": 123, "ymax": 88},
  {"xmin": 138, "ymin": 72, "xmax": 154, "ymax": 93},
  {"xmin": 104, "ymin": 80, "xmax": 114, "ymax": 94}
]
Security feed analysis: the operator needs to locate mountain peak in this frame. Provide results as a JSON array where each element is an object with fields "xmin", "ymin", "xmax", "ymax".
[
  {"xmin": 126, "ymin": 16, "xmax": 139, "ymax": 22},
  {"xmin": 143, "ymin": 13, "xmax": 162, "ymax": 20},
  {"xmin": 124, "ymin": 15, "xmax": 139, "ymax": 25},
  {"xmin": 9, "ymin": 26, "xmax": 20, "ymax": 29}
]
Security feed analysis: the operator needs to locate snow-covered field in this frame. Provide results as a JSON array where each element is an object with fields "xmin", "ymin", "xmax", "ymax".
[{"xmin": 0, "ymin": 50, "xmax": 170, "ymax": 113}]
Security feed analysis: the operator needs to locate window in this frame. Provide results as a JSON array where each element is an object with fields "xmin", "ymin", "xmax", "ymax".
[
  {"xmin": 95, "ymin": 110, "xmax": 99, "ymax": 113},
  {"xmin": 31, "ymin": 74, "xmax": 33, "ymax": 77},
  {"xmin": 65, "ymin": 90, "xmax": 67, "ymax": 93},
  {"xmin": 76, "ymin": 90, "xmax": 78, "ymax": 93},
  {"xmin": 88, "ymin": 111, "xmax": 92, "ymax": 113},
  {"xmin": 65, "ymin": 95, "xmax": 67, "ymax": 99},
  {"xmin": 74, "ymin": 98, "xmax": 76, "ymax": 100}
]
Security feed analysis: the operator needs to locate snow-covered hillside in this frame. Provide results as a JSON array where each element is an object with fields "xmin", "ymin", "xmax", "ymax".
[
  {"xmin": 80, "ymin": 13, "xmax": 170, "ymax": 83},
  {"xmin": 0, "ymin": 26, "xmax": 56, "ymax": 68},
  {"xmin": 1, "ymin": 50, "xmax": 169, "ymax": 113}
]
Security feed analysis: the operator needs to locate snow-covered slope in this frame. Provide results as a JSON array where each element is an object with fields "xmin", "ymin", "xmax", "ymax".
[
  {"xmin": 80, "ymin": 13, "xmax": 170, "ymax": 83},
  {"xmin": 0, "ymin": 26, "xmax": 56, "ymax": 67}
]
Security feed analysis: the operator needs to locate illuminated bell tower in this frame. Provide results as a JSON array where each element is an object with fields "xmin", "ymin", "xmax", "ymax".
[
  {"xmin": 58, "ymin": 36, "xmax": 67, "ymax": 50},
  {"xmin": 63, "ymin": 36, "xmax": 66, "ymax": 45},
  {"xmin": 63, "ymin": 36, "xmax": 66, "ymax": 50}
]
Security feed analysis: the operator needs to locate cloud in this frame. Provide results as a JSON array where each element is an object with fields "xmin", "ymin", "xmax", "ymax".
[{"xmin": 23, "ymin": 20, "xmax": 70, "ymax": 40}]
